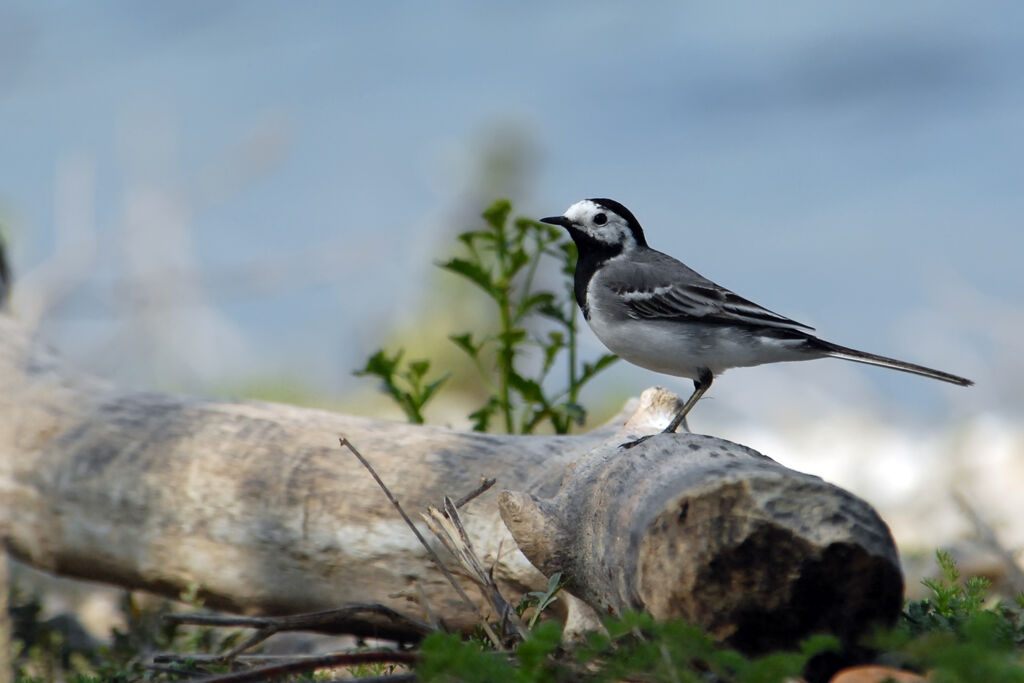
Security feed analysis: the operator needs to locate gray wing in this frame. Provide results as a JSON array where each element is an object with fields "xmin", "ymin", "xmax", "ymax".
[{"xmin": 602, "ymin": 249, "xmax": 814, "ymax": 332}]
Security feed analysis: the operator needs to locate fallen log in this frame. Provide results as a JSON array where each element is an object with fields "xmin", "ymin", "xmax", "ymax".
[
  {"xmin": 0, "ymin": 312, "xmax": 902, "ymax": 650},
  {"xmin": 500, "ymin": 413, "xmax": 904, "ymax": 652}
]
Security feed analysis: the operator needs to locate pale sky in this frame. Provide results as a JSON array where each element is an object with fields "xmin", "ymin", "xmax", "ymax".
[{"xmin": 1, "ymin": 1, "xmax": 1021, "ymax": 423}]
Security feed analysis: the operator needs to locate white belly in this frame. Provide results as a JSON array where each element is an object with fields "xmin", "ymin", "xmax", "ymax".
[{"xmin": 585, "ymin": 307, "xmax": 819, "ymax": 380}]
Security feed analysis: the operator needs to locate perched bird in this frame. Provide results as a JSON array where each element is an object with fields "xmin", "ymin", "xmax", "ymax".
[{"xmin": 540, "ymin": 198, "xmax": 973, "ymax": 442}]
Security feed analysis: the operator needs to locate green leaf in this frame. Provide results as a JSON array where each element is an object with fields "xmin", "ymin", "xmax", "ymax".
[
  {"xmin": 449, "ymin": 332, "xmax": 481, "ymax": 358},
  {"xmin": 456, "ymin": 230, "xmax": 497, "ymax": 249},
  {"xmin": 524, "ymin": 571, "xmax": 564, "ymax": 628},
  {"xmin": 513, "ymin": 216, "xmax": 539, "ymax": 233},
  {"xmin": 517, "ymin": 292, "xmax": 556, "ymax": 318},
  {"xmin": 482, "ymin": 199, "xmax": 512, "ymax": 230},
  {"xmin": 542, "ymin": 222, "xmax": 563, "ymax": 241},
  {"xmin": 509, "ymin": 372, "xmax": 545, "ymax": 405},
  {"xmin": 581, "ymin": 353, "xmax": 618, "ymax": 381},
  {"xmin": 507, "ymin": 248, "xmax": 530, "ymax": 278},
  {"xmin": 397, "ymin": 394, "xmax": 424, "ymax": 425},
  {"xmin": 516, "ymin": 620, "xmax": 563, "ymax": 674},
  {"xmin": 537, "ymin": 300, "xmax": 570, "ymax": 324},
  {"xmin": 798, "ymin": 634, "xmax": 841, "ymax": 658},
  {"xmin": 407, "ymin": 359, "xmax": 430, "ymax": 380},
  {"xmin": 561, "ymin": 402, "xmax": 586, "ymax": 426},
  {"xmin": 541, "ymin": 338, "xmax": 562, "ymax": 375},
  {"xmin": 469, "ymin": 397, "xmax": 500, "ymax": 432},
  {"xmin": 420, "ymin": 374, "xmax": 450, "ymax": 404},
  {"xmin": 498, "ymin": 327, "xmax": 528, "ymax": 347},
  {"xmin": 441, "ymin": 257, "xmax": 496, "ymax": 296},
  {"xmin": 416, "ymin": 631, "xmax": 515, "ymax": 682},
  {"xmin": 355, "ymin": 348, "xmax": 401, "ymax": 378}
]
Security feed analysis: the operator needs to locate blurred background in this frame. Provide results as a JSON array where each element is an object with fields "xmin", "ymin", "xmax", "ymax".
[{"xmin": 1, "ymin": 1, "xmax": 1022, "ymax": 598}]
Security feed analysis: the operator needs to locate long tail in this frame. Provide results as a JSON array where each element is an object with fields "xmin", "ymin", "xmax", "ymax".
[{"xmin": 812, "ymin": 339, "xmax": 973, "ymax": 387}]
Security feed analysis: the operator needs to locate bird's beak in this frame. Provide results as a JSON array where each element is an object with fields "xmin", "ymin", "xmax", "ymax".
[{"xmin": 540, "ymin": 216, "xmax": 572, "ymax": 228}]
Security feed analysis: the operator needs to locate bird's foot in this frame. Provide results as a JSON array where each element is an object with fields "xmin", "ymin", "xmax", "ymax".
[
  {"xmin": 620, "ymin": 434, "xmax": 654, "ymax": 449},
  {"xmin": 621, "ymin": 421, "xmax": 686, "ymax": 448}
]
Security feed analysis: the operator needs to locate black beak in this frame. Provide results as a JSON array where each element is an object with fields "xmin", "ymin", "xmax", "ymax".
[{"xmin": 540, "ymin": 215, "xmax": 572, "ymax": 228}]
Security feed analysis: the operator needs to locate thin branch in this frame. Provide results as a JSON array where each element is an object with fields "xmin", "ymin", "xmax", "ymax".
[
  {"xmin": 163, "ymin": 603, "xmax": 431, "ymax": 660},
  {"xmin": 339, "ymin": 437, "xmax": 496, "ymax": 643},
  {"xmin": 220, "ymin": 626, "xmax": 277, "ymax": 661},
  {"xmin": 454, "ymin": 476, "xmax": 496, "ymax": 509},
  {"xmin": 422, "ymin": 496, "xmax": 530, "ymax": 642},
  {"xmin": 154, "ymin": 653, "xmax": 324, "ymax": 664},
  {"xmin": 415, "ymin": 581, "xmax": 441, "ymax": 631},
  {"xmin": 144, "ymin": 663, "xmax": 207, "ymax": 678},
  {"xmin": 186, "ymin": 650, "xmax": 417, "ymax": 683},
  {"xmin": 318, "ymin": 676, "xmax": 416, "ymax": 683}
]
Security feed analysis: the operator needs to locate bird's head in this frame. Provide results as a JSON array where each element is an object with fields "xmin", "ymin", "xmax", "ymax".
[{"xmin": 540, "ymin": 198, "xmax": 648, "ymax": 252}]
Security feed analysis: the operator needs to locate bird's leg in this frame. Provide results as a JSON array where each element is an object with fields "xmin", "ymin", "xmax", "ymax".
[
  {"xmin": 621, "ymin": 370, "xmax": 713, "ymax": 449},
  {"xmin": 662, "ymin": 370, "xmax": 713, "ymax": 434}
]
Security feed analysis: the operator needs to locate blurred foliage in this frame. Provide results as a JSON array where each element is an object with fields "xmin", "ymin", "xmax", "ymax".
[
  {"xmin": 418, "ymin": 612, "xmax": 839, "ymax": 683},
  {"xmin": 869, "ymin": 549, "xmax": 1024, "ymax": 681},
  {"xmin": 8, "ymin": 582, "xmax": 240, "ymax": 682},
  {"xmin": 415, "ymin": 551, "xmax": 1024, "ymax": 682},
  {"xmin": 219, "ymin": 376, "xmax": 342, "ymax": 410},
  {"xmin": 358, "ymin": 199, "xmax": 617, "ymax": 434}
]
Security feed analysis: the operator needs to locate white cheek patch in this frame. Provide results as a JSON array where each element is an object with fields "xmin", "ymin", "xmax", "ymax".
[{"xmin": 593, "ymin": 225, "xmax": 635, "ymax": 248}]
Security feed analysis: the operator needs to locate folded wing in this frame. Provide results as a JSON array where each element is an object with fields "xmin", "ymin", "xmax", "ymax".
[{"xmin": 606, "ymin": 250, "xmax": 814, "ymax": 332}]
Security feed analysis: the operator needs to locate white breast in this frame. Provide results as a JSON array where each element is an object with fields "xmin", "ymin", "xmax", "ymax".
[{"xmin": 585, "ymin": 282, "xmax": 817, "ymax": 380}]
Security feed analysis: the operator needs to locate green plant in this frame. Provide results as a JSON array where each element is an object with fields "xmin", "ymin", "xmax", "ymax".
[
  {"xmin": 577, "ymin": 611, "xmax": 838, "ymax": 683},
  {"xmin": 356, "ymin": 349, "xmax": 449, "ymax": 425},
  {"xmin": 907, "ymin": 550, "xmax": 1002, "ymax": 635},
  {"xmin": 417, "ymin": 610, "xmax": 839, "ymax": 683},
  {"xmin": 869, "ymin": 550, "xmax": 1024, "ymax": 681},
  {"xmin": 8, "ymin": 582, "xmax": 242, "ymax": 682},
  {"xmin": 417, "ymin": 552, "xmax": 1024, "ymax": 682},
  {"xmin": 517, "ymin": 572, "xmax": 564, "ymax": 630},
  {"xmin": 358, "ymin": 199, "xmax": 617, "ymax": 434}
]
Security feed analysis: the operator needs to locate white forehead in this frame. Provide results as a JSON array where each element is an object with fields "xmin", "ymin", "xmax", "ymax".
[{"xmin": 563, "ymin": 199, "xmax": 605, "ymax": 222}]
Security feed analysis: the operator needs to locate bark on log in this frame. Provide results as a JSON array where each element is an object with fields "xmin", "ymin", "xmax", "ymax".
[
  {"xmin": 499, "ymin": 422, "xmax": 904, "ymax": 652},
  {"xmin": 0, "ymin": 312, "xmax": 902, "ymax": 650}
]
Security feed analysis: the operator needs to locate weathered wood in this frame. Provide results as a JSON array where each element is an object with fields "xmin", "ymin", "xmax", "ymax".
[
  {"xmin": 0, "ymin": 312, "xmax": 902, "ymax": 649},
  {"xmin": 500, "ymin": 422, "xmax": 904, "ymax": 652},
  {"xmin": 0, "ymin": 313, "xmax": 611, "ymax": 638}
]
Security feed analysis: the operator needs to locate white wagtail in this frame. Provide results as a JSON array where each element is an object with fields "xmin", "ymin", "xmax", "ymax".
[{"xmin": 540, "ymin": 198, "xmax": 973, "ymax": 442}]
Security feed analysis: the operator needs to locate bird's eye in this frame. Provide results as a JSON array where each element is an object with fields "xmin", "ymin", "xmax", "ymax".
[{"xmin": 593, "ymin": 213, "xmax": 607, "ymax": 225}]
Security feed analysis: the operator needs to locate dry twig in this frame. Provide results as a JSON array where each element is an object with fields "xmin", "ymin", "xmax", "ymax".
[
  {"xmin": 423, "ymin": 497, "xmax": 531, "ymax": 642},
  {"xmin": 163, "ymin": 603, "xmax": 431, "ymax": 660},
  {"xmin": 340, "ymin": 437, "xmax": 504, "ymax": 647},
  {"xmin": 454, "ymin": 476, "xmax": 496, "ymax": 509},
  {"xmin": 182, "ymin": 650, "xmax": 417, "ymax": 683}
]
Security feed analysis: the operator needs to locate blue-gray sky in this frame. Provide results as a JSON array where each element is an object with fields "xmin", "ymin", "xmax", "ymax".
[{"xmin": 1, "ymin": 1, "xmax": 1021, "ymax": 424}]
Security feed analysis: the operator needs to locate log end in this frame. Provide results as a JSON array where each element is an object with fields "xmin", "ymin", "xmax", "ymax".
[
  {"xmin": 637, "ymin": 477, "xmax": 903, "ymax": 653},
  {"xmin": 503, "ymin": 427, "xmax": 904, "ymax": 653},
  {"xmin": 498, "ymin": 490, "xmax": 572, "ymax": 579}
]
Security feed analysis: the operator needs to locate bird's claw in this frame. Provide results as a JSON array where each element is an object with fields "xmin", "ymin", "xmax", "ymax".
[{"xmin": 620, "ymin": 434, "xmax": 654, "ymax": 449}]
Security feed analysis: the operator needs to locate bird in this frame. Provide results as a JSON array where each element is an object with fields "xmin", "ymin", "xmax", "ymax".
[{"xmin": 540, "ymin": 198, "xmax": 973, "ymax": 444}]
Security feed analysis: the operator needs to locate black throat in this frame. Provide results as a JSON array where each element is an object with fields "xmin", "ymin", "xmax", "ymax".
[{"xmin": 567, "ymin": 227, "xmax": 624, "ymax": 320}]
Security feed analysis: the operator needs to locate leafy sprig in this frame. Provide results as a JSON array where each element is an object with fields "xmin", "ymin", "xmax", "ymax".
[{"xmin": 359, "ymin": 199, "xmax": 617, "ymax": 434}]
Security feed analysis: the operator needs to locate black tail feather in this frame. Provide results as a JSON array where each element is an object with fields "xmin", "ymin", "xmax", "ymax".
[{"xmin": 810, "ymin": 339, "xmax": 973, "ymax": 387}]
